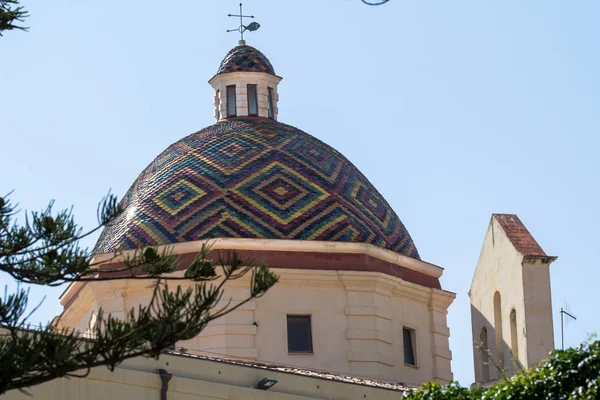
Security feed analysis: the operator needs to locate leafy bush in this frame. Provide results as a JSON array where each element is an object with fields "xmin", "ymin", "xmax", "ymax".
[{"xmin": 405, "ymin": 339, "xmax": 600, "ymax": 400}]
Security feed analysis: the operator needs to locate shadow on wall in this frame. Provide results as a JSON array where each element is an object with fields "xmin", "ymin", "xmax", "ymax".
[{"xmin": 470, "ymin": 304, "xmax": 524, "ymax": 384}]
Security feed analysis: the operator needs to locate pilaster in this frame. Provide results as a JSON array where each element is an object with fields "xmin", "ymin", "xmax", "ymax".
[
  {"xmin": 340, "ymin": 272, "xmax": 395, "ymax": 380},
  {"xmin": 190, "ymin": 276, "xmax": 258, "ymax": 360},
  {"xmin": 429, "ymin": 290, "xmax": 454, "ymax": 384},
  {"xmin": 91, "ymin": 282, "xmax": 128, "ymax": 321}
]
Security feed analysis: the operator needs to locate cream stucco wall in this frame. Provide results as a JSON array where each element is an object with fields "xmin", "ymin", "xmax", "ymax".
[
  {"xmin": 2, "ymin": 351, "xmax": 406, "ymax": 400},
  {"xmin": 57, "ymin": 240, "xmax": 455, "ymax": 386},
  {"xmin": 208, "ymin": 71, "xmax": 281, "ymax": 121},
  {"xmin": 469, "ymin": 216, "xmax": 555, "ymax": 383}
]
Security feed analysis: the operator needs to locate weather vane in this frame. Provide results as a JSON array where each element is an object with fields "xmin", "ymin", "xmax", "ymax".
[{"xmin": 227, "ymin": 3, "xmax": 260, "ymax": 44}]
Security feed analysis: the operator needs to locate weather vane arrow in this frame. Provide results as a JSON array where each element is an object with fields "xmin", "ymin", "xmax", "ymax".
[{"xmin": 227, "ymin": 3, "xmax": 260, "ymax": 44}]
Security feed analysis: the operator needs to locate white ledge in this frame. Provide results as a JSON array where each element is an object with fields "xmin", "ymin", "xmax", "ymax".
[{"xmin": 92, "ymin": 238, "xmax": 444, "ymax": 279}]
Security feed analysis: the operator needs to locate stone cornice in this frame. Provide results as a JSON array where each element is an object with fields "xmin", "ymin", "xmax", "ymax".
[
  {"xmin": 208, "ymin": 70, "xmax": 283, "ymax": 86},
  {"xmin": 91, "ymin": 238, "xmax": 444, "ymax": 278},
  {"xmin": 59, "ymin": 240, "xmax": 450, "ymax": 318},
  {"xmin": 522, "ymin": 255, "xmax": 558, "ymax": 265}
]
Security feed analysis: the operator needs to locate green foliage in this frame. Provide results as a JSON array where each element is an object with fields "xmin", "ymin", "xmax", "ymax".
[
  {"xmin": 405, "ymin": 339, "xmax": 600, "ymax": 400},
  {"xmin": 0, "ymin": 193, "xmax": 279, "ymax": 395},
  {"xmin": 0, "ymin": 0, "xmax": 28, "ymax": 35}
]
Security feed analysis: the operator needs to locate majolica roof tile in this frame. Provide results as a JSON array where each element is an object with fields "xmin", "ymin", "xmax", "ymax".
[
  {"xmin": 94, "ymin": 118, "xmax": 419, "ymax": 259},
  {"xmin": 217, "ymin": 45, "xmax": 276, "ymax": 75}
]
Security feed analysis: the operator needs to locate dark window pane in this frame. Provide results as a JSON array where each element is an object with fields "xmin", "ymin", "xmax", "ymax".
[
  {"xmin": 403, "ymin": 327, "xmax": 416, "ymax": 365},
  {"xmin": 287, "ymin": 315, "xmax": 312, "ymax": 353},
  {"xmin": 163, "ymin": 324, "xmax": 176, "ymax": 351},
  {"xmin": 226, "ymin": 85, "xmax": 236, "ymax": 117},
  {"xmin": 247, "ymin": 84, "xmax": 258, "ymax": 116},
  {"xmin": 267, "ymin": 87, "xmax": 274, "ymax": 119}
]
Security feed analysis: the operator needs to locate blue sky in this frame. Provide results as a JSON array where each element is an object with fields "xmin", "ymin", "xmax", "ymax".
[{"xmin": 1, "ymin": 0, "xmax": 599, "ymax": 386}]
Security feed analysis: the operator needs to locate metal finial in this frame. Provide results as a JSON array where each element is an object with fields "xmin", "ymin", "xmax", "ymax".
[{"xmin": 227, "ymin": 3, "xmax": 260, "ymax": 43}]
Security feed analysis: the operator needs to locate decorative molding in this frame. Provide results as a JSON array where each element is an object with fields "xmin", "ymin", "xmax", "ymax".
[
  {"xmin": 92, "ymin": 238, "xmax": 443, "ymax": 279},
  {"xmin": 200, "ymin": 324, "xmax": 257, "ymax": 338},
  {"xmin": 347, "ymin": 351, "xmax": 394, "ymax": 367},
  {"xmin": 345, "ymin": 306, "xmax": 392, "ymax": 321},
  {"xmin": 522, "ymin": 255, "xmax": 558, "ymax": 265},
  {"xmin": 346, "ymin": 329, "xmax": 393, "ymax": 345}
]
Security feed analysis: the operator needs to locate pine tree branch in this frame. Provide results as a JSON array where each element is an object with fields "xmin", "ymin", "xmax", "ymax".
[
  {"xmin": 0, "ymin": 192, "xmax": 279, "ymax": 394},
  {"xmin": 0, "ymin": 0, "xmax": 28, "ymax": 36}
]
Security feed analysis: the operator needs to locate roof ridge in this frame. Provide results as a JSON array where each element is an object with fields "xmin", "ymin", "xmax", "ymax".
[{"xmin": 492, "ymin": 214, "xmax": 547, "ymax": 257}]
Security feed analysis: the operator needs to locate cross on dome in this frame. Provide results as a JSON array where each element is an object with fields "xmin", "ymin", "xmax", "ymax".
[{"xmin": 227, "ymin": 3, "xmax": 261, "ymax": 45}]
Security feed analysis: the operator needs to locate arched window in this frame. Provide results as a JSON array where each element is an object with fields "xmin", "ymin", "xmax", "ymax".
[
  {"xmin": 510, "ymin": 309, "xmax": 519, "ymax": 368},
  {"xmin": 267, "ymin": 87, "xmax": 275, "ymax": 119},
  {"xmin": 480, "ymin": 327, "xmax": 490, "ymax": 381},
  {"xmin": 494, "ymin": 291, "xmax": 504, "ymax": 369}
]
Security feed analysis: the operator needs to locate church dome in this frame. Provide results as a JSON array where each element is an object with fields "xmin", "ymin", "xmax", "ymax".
[
  {"xmin": 94, "ymin": 118, "xmax": 420, "ymax": 259},
  {"xmin": 217, "ymin": 45, "xmax": 276, "ymax": 76}
]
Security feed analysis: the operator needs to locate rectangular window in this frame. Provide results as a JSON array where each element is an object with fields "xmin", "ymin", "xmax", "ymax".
[
  {"xmin": 267, "ymin": 87, "xmax": 275, "ymax": 119},
  {"xmin": 164, "ymin": 324, "xmax": 176, "ymax": 351},
  {"xmin": 247, "ymin": 84, "xmax": 258, "ymax": 116},
  {"xmin": 226, "ymin": 85, "xmax": 236, "ymax": 117},
  {"xmin": 403, "ymin": 327, "xmax": 416, "ymax": 366},
  {"xmin": 287, "ymin": 315, "xmax": 313, "ymax": 353}
]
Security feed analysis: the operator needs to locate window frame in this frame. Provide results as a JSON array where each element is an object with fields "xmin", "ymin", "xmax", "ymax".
[
  {"xmin": 267, "ymin": 86, "xmax": 275, "ymax": 119},
  {"xmin": 286, "ymin": 315, "xmax": 313, "ymax": 354},
  {"xmin": 226, "ymin": 85, "xmax": 237, "ymax": 117},
  {"xmin": 403, "ymin": 326, "xmax": 418, "ymax": 367},
  {"xmin": 247, "ymin": 84, "xmax": 258, "ymax": 116}
]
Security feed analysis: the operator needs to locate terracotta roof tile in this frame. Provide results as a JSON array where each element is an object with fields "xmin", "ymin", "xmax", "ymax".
[
  {"xmin": 164, "ymin": 350, "xmax": 411, "ymax": 392},
  {"xmin": 493, "ymin": 214, "xmax": 547, "ymax": 257}
]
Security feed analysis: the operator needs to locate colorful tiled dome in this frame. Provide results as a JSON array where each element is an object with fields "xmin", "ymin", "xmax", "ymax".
[
  {"xmin": 94, "ymin": 118, "xmax": 420, "ymax": 259},
  {"xmin": 217, "ymin": 45, "xmax": 276, "ymax": 76}
]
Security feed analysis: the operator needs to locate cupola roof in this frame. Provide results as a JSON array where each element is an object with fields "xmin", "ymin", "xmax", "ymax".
[{"xmin": 217, "ymin": 44, "xmax": 276, "ymax": 76}]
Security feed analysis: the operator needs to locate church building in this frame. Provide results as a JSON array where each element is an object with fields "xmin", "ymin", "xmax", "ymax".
[
  {"xmin": 58, "ymin": 38, "xmax": 456, "ymax": 386},
  {"xmin": 6, "ymin": 20, "xmax": 558, "ymax": 400}
]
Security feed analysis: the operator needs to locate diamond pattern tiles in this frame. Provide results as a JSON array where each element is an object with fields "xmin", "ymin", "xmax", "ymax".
[
  {"xmin": 217, "ymin": 45, "xmax": 276, "ymax": 76},
  {"xmin": 233, "ymin": 161, "xmax": 329, "ymax": 225},
  {"xmin": 153, "ymin": 179, "xmax": 207, "ymax": 216},
  {"xmin": 94, "ymin": 119, "xmax": 420, "ymax": 259}
]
